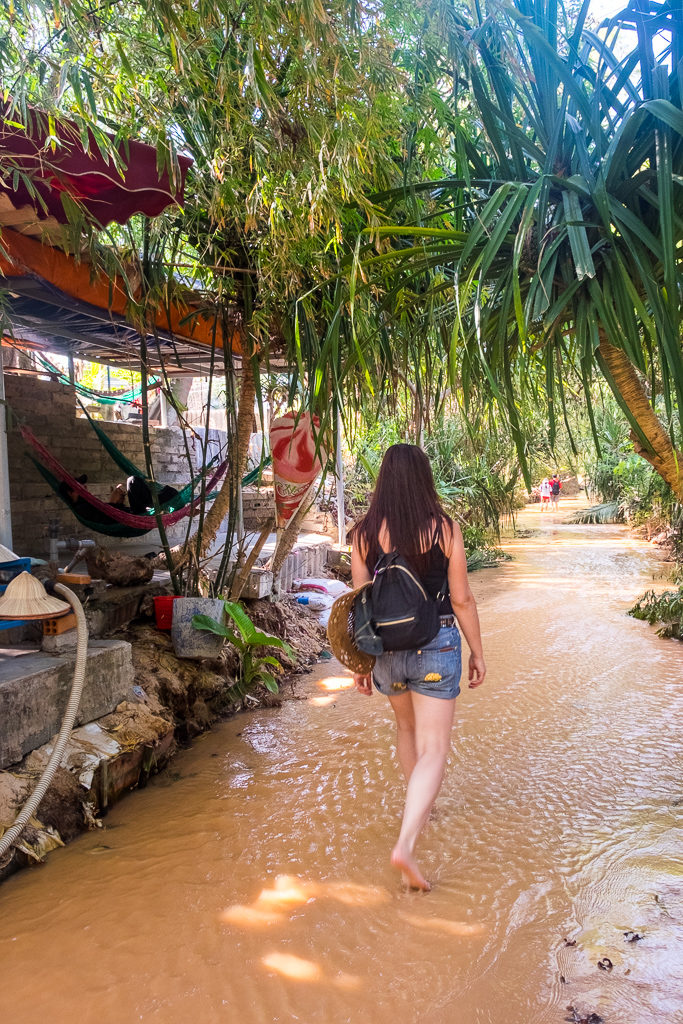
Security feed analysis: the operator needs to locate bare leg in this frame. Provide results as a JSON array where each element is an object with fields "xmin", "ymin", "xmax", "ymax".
[
  {"xmin": 390, "ymin": 692, "xmax": 456, "ymax": 891},
  {"xmin": 388, "ymin": 691, "xmax": 417, "ymax": 783}
]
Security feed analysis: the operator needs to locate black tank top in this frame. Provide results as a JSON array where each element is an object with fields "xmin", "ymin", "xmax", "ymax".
[
  {"xmin": 366, "ymin": 534, "xmax": 451, "ymax": 613},
  {"xmin": 421, "ymin": 537, "xmax": 450, "ymax": 611}
]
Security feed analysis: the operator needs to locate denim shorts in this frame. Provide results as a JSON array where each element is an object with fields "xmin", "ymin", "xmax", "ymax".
[{"xmin": 372, "ymin": 625, "xmax": 462, "ymax": 700}]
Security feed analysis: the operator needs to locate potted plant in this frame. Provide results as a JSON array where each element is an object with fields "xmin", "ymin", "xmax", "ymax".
[{"xmin": 193, "ymin": 600, "xmax": 294, "ymax": 696}]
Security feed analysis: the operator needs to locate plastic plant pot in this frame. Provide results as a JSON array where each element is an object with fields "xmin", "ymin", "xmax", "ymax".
[
  {"xmin": 153, "ymin": 594, "xmax": 180, "ymax": 630},
  {"xmin": 171, "ymin": 597, "xmax": 226, "ymax": 659}
]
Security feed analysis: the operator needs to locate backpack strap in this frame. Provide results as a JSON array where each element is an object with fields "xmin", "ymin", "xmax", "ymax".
[{"xmin": 374, "ymin": 533, "xmax": 448, "ymax": 599}]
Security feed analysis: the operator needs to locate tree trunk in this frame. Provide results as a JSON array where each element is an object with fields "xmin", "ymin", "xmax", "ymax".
[
  {"xmin": 229, "ymin": 516, "xmax": 274, "ymax": 600},
  {"xmin": 597, "ymin": 337, "xmax": 683, "ymax": 500},
  {"xmin": 194, "ymin": 361, "xmax": 257, "ymax": 562}
]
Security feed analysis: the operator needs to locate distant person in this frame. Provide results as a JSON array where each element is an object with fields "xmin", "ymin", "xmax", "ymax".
[
  {"xmin": 549, "ymin": 473, "xmax": 562, "ymax": 510},
  {"xmin": 539, "ymin": 477, "xmax": 551, "ymax": 510}
]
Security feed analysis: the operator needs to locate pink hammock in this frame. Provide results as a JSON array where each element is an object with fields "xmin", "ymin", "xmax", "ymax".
[{"xmin": 22, "ymin": 426, "xmax": 227, "ymax": 529}]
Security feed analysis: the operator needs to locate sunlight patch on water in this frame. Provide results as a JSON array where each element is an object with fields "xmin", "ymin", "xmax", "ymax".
[
  {"xmin": 398, "ymin": 911, "xmax": 486, "ymax": 938},
  {"xmin": 261, "ymin": 952, "xmax": 363, "ymax": 991},
  {"xmin": 221, "ymin": 874, "xmax": 392, "ymax": 930},
  {"xmin": 317, "ymin": 675, "xmax": 356, "ymax": 691},
  {"xmin": 261, "ymin": 951, "xmax": 322, "ymax": 981},
  {"xmin": 308, "ymin": 694, "xmax": 337, "ymax": 706}
]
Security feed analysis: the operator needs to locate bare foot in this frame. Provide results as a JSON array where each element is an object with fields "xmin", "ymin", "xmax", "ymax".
[{"xmin": 391, "ymin": 845, "xmax": 431, "ymax": 892}]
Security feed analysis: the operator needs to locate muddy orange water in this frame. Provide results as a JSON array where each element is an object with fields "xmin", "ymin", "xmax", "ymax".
[{"xmin": 1, "ymin": 503, "xmax": 682, "ymax": 1024}]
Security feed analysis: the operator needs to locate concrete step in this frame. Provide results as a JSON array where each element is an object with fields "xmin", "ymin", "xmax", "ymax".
[{"xmin": 0, "ymin": 640, "xmax": 134, "ymax": 769}]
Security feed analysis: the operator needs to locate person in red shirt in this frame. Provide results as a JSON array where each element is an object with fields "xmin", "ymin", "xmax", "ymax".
[{"xmin": 549, "ymin": 473, "xmax": 562, "ymax": 510}]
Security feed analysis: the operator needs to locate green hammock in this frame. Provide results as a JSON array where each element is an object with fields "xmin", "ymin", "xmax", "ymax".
[
  {"xmin": 80, "ymin": 401, "xmax": 272, "ymax": 491},
  {"xmin": 37, "ymin": 353, "xmax": 156, "ymax": 406},
  {"xmin": 32, "ymin": 459, "xmax": 159, "ymax": 538},
  {"xmin": 78, "ymin": 401, "xmax": 217, "ymax": 497}
]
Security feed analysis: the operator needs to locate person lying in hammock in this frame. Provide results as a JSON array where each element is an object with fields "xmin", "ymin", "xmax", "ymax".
[
  {"xmin": 125, "ymin": 475, "xmax": 178, "ymax": 515},
  {"xmin": 58, "ymin": 474, "xmax": 179, "ymax": 522},
  {"xmin": 58, "ymin": 475, "xmax": 129, "ymax": 526}
]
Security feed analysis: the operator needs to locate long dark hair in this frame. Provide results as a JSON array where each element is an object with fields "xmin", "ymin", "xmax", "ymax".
[{"xmin": 350, "ymin": 444, "xmax": 452, "ymax": 574}]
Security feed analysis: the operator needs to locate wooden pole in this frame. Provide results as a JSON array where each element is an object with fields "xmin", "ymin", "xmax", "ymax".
[
  {"xmin": 335, "ymin": 409, "xmax": 346, "ymax": 547},
  {"xmin": 159, "ymin": 388, "xmax": 168, "ymax": 428},
  {"xmin": 0, "ymin": 342, "xmax": 13, "ymax": 550}
]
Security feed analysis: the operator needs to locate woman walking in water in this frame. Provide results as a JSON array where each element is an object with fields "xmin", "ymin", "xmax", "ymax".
[{"xmin": 349, "ymin": 444, "xmax": 486, "ymax": 891}]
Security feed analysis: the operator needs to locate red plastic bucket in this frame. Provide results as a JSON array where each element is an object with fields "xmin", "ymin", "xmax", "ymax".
[{"xmin": 154, "ymin": 595, "xmax": 179, "ymax": 630}]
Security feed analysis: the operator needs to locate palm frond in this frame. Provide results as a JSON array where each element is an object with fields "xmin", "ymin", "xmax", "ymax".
[{"xmin": 567, "ymin": 501, "xmax": 622, "ymax": 524}]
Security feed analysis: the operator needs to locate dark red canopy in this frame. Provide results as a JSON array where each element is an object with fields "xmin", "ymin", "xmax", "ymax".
[{"xmin": 0, "ymin": 106, "xmax": 192, "ymax": 228}]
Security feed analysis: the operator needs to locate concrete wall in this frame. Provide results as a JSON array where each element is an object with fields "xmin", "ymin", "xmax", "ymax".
[
  {"xmin": 242, "ymin": 486, "xmax": 275, "ymax": 531},
  {"xmin": 5, "ymin": 375, "xmax": 226, "ymax": 557}
]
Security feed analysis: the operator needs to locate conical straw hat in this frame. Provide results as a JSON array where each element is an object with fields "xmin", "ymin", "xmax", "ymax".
[{"xmin": 0, "ymin": 572, "xmax": 70, "ymax": 619}]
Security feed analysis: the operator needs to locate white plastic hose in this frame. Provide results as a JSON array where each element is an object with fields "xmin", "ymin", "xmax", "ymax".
[{"xmin": 0, "ymin": 583, "xmax": 88, "ymax": 861}]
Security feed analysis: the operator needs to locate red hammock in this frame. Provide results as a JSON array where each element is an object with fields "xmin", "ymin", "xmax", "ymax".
[{"xmin": 22, "ymin": 426, "xmax": 227, "ymax": 529}]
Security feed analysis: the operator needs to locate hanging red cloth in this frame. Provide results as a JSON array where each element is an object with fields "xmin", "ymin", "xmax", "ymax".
[{"xmin": 0, "ymin": 105, "xmax": 192, "ymax": 228}]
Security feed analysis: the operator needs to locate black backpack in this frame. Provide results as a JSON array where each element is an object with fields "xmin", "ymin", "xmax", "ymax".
[
  {"xmin": 551, "ymin": 480, "xmax": 560, "ymax": 495},
  {"xmin": 354, "ymin": 551, "xmax": 447, "ymax": 656}
]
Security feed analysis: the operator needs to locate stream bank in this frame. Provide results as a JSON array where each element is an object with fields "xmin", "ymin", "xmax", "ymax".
[{"xmin": 0, "ymin": 598, "xmax": 326, "ymax": 878}]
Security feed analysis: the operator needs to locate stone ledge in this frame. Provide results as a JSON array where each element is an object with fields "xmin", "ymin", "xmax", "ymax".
[
  {"xmin": 0, "ymin": 640, "xmax": 134, "ymax": 769},
  {"xmin": 83, "ymin": 578, "xmax": 170, "ymax": 637}
]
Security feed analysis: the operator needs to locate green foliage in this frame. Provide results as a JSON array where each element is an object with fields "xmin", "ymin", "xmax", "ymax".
[
  {"xmin": 343, "ymin": 418, "xmax": 402, "ymax": 512},
  {"xmin": 0, "ymin": 1, "xmax": 433, "ymax": 574},
  {"xmin": 586, "ymin": 451, "xmax": 659, "ymax": 508},
  {"xmin": 75, "ymin": 361, "xmax": 140, "ymax": 395},
  {"xmin": 193, "ymin": 600, "xmax": 295, "ymax": 698},
  {"xmin": 3, "ymin": 0, "xmax": 682, "ymax": 545},
  {"xmin": 579, "ymin": 392, "xmax": 679, "ymax": 536},
  {"xmin": 586, "ymin": 444, "xmax": 678, "ymax": 528},
  {"xmin": 338, "ymin": 0, "xmax": 683, "ymax": 498},
  {"xmin": 346, "ymin": 413, "xmax": 519, "ymax": 529},
  {"xmin": 0, "ymin": 0, "xmax": 411, "ymax": 341},
  {"xmin": 466, "ymin": 546, "xmax": 511, "ymax": 571},
  {"xmin": 629, "ymin": 588, "xmax": 683, "ymax": 641}
]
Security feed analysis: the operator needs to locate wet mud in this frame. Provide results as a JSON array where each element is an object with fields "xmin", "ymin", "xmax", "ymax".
[{"xmin": 0, "ymin": 501, "xmax": 681, "ymax": 1024}]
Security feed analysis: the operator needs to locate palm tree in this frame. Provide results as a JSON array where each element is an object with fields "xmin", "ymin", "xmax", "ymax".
[{"xmin": 350, "ymin": 0, "xmax": 683, "ymax": 498}]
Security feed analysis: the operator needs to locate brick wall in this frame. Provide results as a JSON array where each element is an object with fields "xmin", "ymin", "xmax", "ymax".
[{"xmin": 5, "ymin": 375, "xmax": 226, "ymax": 556}]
